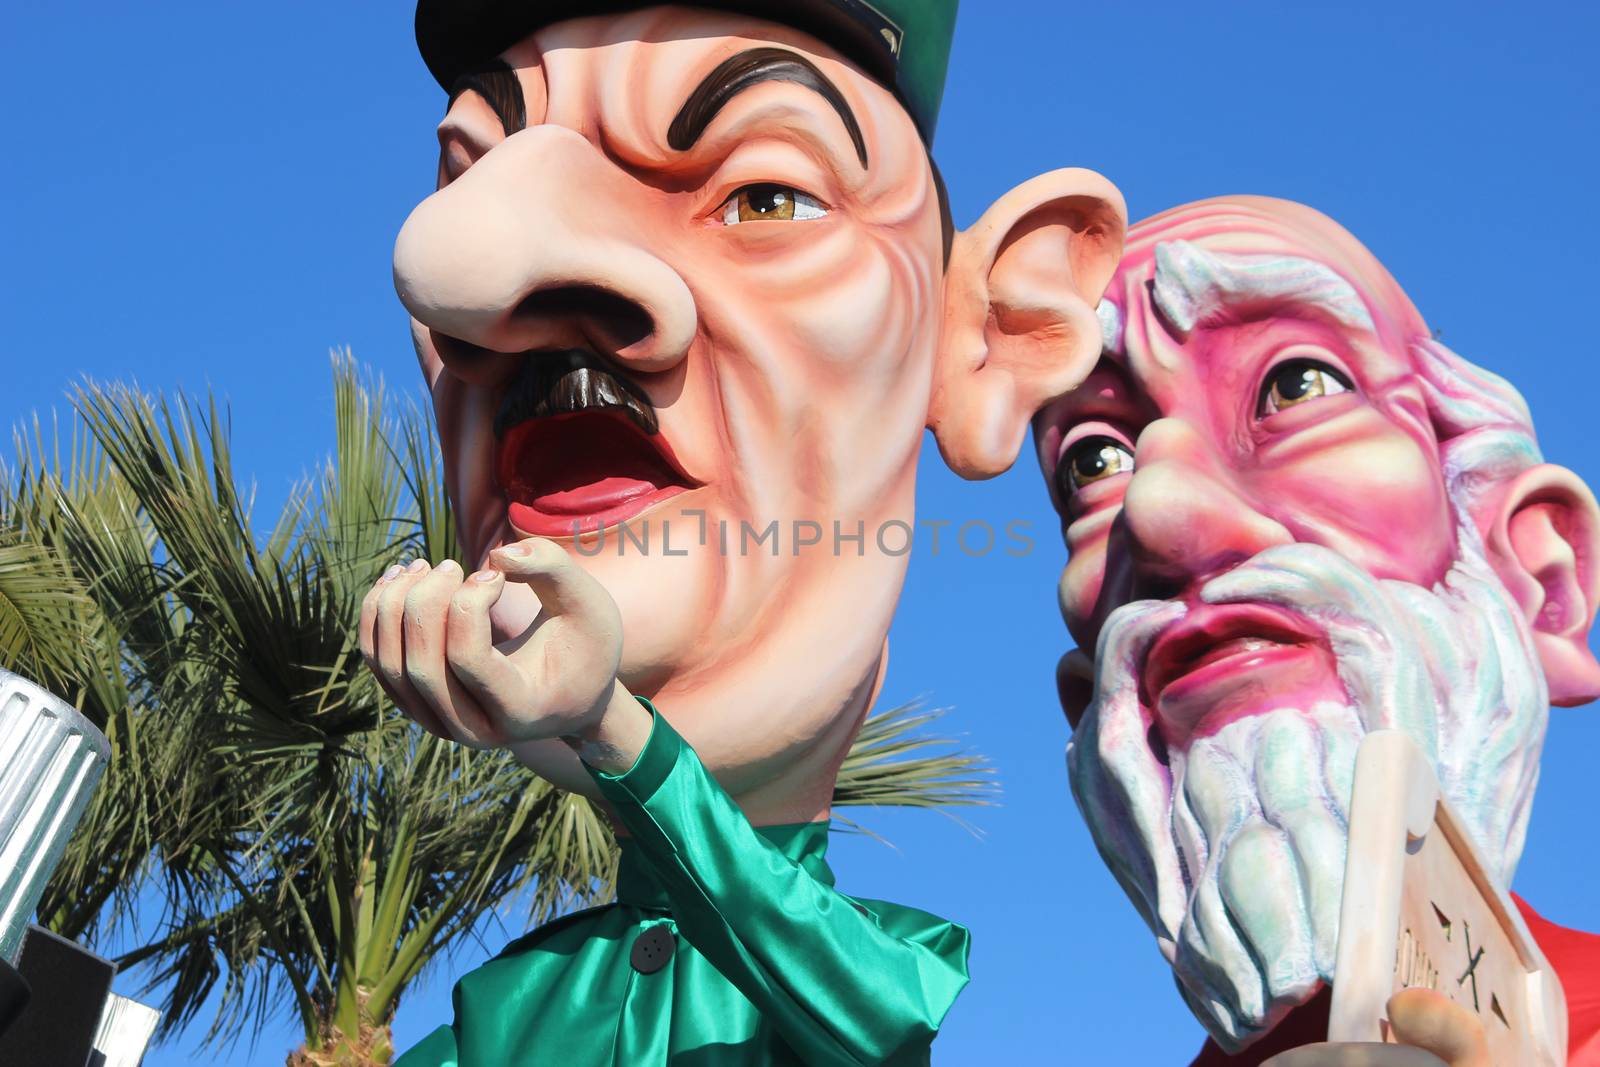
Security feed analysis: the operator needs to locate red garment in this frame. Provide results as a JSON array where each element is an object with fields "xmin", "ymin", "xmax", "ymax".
[
  {"xmin": 1515, "ymin": 895, "xmax": 1600, "ymax": 1066},
  {"xmin": 1187, "ymin": 897, "xmax": 1600, "ymax": 1066}
]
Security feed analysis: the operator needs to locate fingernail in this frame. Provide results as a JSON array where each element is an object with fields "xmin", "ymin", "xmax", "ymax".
[
  {"xmin": 382, "ymin": 565, "xmax": 403, "ymax": 582},
  {"xmin": 471, "ymin": 569, "xmax": 500, "ymax": 583},
  {"xmin": 437, "ymin": 559, "xmax": 462, "ymax": 575},
  {"xmin": 501, "ymin": 542, "xmax": 533, "ymax": 557},
  {"xmin": 407, "ymin": 558, "xmax": 429, "ymax": 573}
]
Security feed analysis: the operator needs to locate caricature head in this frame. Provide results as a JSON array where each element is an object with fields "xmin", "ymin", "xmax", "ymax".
[
  {"xmin": 393, "ymin": 2, "xmax": 1125, "ymax": 819},
  {"xmin": 1033, "ymin": 197, "xmax": 1600, "ymax": 1049}
]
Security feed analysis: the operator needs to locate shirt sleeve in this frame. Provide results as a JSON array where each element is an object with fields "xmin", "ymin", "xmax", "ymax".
[{"xmin": 587, "ymin": 699, "xmax": 972, "ymax": 1067}]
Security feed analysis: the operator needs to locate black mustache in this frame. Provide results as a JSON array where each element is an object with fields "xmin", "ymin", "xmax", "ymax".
[{"xmin": 493, "ymin": 351, "xmax": 658, "ymax": 439}]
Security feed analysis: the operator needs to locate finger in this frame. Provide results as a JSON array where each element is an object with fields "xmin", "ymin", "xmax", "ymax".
[
  {"xmin": 445, "ymin": 568, "xmax": 529, "ymax": 724},
  {"xmin": 374, "ymin": 559, "xmax": 446, "ymax": 737},
  {"xmin": 491, "ymin": 539, "xmax": 623, "ymax": 721},
  {"xmin": 402, "ymin": 560, "xmax": 503, "ymax": 748},
  {"xmin": 358, "ymin": 565, "xmax": 401, "ymax": 663},
  {"xmin": 1387, "ymin": 988, "xmax": 1491, "ymax": 1067},
  {"xmin": 489, "ymin": 537, "xmax": 619, "ymax": 628},
  {"xmin": 361, "ymin": 565, "xmax": 441, "ymax": 732}
]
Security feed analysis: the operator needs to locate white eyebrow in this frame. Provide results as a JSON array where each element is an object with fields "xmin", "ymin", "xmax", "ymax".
[
  {"xmin": 1097, "ymin": 299, "xmax": 1124, "ymax": 354},
  {"xmin": 1150, "ymin": 240, "xmax": 1376, "ymax": 335}
]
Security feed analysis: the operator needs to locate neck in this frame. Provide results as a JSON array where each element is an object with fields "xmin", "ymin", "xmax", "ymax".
[{"xmin": 726, "ymin": 652, "xmax": 883, "ymax": 826}]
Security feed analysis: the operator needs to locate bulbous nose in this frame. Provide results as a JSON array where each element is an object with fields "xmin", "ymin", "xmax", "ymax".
[
  {"xmin": 392, "ymin": 124, "xmax": 697, "ymax": 375},
  {"xmin": 1120, "ymin": 417, "xmax": 1292, "ymax": 593}
]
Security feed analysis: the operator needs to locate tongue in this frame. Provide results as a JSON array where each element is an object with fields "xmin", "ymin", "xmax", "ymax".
[{"xmin": 497, "ymin": 410, "xmax": 681, "ymax": 518}]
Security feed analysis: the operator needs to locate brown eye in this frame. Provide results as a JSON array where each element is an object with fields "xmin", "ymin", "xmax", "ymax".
[
  {"xmin": 1258, "ymin": 360, "xmax": 1353, "ymax": 417},
  {"xmin": 721, "ymin": 184, "xmax": 827, "ymax": 224},
  {"xmin": 1056, "ymin": 436, "xmax": 1135, "ymax": 499}
]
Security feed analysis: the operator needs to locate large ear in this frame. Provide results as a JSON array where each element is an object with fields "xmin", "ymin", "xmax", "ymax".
[
  {"xmin": 930, "ymin": 168, "xmax": 1126, "ymax": 478},
  {"xmin": 1483, "ymin": 464, "xmax": 1600, "ymax": 706},
  {"xmin": 1056, "ymin": 647, "xmax": 1096, "ymax": 731}
]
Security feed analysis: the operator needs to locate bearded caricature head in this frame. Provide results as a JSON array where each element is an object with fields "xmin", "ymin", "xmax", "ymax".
[
  {"xmin": 1032, "ymin": 197, "xmax": 1600, "ymax": 1050},
  {"xmin": 391, "ymin": 4, "xmax": 1125, "ymax": 825}
]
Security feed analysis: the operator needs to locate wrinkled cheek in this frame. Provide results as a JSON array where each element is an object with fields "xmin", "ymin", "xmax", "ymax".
[
  {"xmin": 832, "ymin": 248, "xmax": 932, "ymax": 502},
  {"xmin": 1285, "ymin": 432, "xmax": 1456, "ymax": 584},
  {"xmin": 429, "ymin": 374, "xmax": 502, "ymax": 564},
  {"xmin": 1061, "ymin": 552, "xmax": 1108, "ymax": 646},
  {"xmin": 410, "ymin": 318, "xmax": 446, "ymax": 387},
  {"xmin": 1062, "ymin": 505, "xmax": 1134, "ymax": 647},
  {"xmin": 798, "ymin": 245, "xmax": 910, "ymax": 370},
  {"xmin": 736, "ymin": 222, "xmax": 929, "ymax": 383},
  {"xmin": 751, "ymin": 231, "xmax": 934, "ymax": 511}
]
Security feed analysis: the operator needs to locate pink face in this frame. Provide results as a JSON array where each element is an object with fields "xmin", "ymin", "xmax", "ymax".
[
  {"xmin": 1040, "ymin": 198, "xmax": 1600, "ymax": 1049},
  {"xmin": 1036, "ymin": 208, "xmax": 1458, "ymax": 750},
  {"xmin": 393, "ymin": 9, "xmax": 945, "ymax": 801}
]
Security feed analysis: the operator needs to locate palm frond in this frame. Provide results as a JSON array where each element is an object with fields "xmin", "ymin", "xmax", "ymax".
[
  {"xmin": 0, "ymin": 534, "xmax": 93, "ymax": 694},
  {"xmin": 834, "ymin": 701, "xmax": 996, "ymax": 811}
]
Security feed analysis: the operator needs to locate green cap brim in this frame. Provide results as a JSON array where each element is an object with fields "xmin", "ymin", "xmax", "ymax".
[{"xmin": 415, "ymin": 0, "xmax": 956, "ymax": 143}]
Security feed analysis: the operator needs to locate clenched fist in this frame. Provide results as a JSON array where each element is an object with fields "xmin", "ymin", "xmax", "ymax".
[{"xmin": 358, "ymin": 536, "xmax": 649, "ymax": 771}]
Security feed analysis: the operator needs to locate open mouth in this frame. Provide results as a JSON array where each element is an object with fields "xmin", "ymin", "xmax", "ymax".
[{"xmin": 492, "ymin": 352, "xmax": 694, "ymax": 538}]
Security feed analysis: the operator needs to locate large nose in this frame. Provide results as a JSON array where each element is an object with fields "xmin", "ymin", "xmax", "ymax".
[
  {"xmin": 1120, "ymin": 417, "xmax": 1292, "ymax": 595},
  {"xmin": 392, "ymin": 125, "xmax": 697, "ymax": 376}
]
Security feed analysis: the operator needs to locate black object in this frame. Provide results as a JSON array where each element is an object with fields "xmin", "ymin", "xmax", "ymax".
[
  {"xmin": 0, "ymin": 926, "xmax": 114, "ymax": 1067},
  {"xmin": 0, "ymin": 957, "xmax": 29, "ymax": 1038},
  {"xmin": 421, "ymin": 2, "xmax": 886, "ymax": 90},
  {"xmin": 629, "ymin": 924, "xmax": 675, "ymax": 974},
  {"xmin": 413, "ymin": 0, "xmax": 952, "ymax": 141}
]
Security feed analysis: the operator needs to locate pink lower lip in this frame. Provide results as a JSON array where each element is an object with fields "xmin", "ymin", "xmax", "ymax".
[
  {"xmin": 1154, "ymin": 642, "xmax": 1337, "ymax": 746},
  {"xmin": 507, "ymin": 484, "xmax": 687, "ymax": 538},
  {"xmin": 1159, "ymin": 641, "xmax": 1311, "ymax": 705}
]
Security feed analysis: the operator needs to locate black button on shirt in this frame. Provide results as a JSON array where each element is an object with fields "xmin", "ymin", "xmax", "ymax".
[{"xmin": 629, "ymin": 925, "xmax": 675, "ymax": 974}]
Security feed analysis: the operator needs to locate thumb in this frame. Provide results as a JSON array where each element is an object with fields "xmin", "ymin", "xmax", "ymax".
[
  {"xmin": 490, "ymin": 537, "xmax": 616, "ymax": 621},
  {"xmin": 1386, "ymin": 988, "xmax": 1490, "ymax": 1067}
]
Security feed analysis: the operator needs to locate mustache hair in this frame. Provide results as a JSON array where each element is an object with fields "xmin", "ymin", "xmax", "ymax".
[{"xmin": 493, "ymin": 350, "xmax": 658, "ymax": 439}]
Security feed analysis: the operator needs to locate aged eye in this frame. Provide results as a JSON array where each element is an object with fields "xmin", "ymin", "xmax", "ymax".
[
  {"xmin": 1056, "ymin": 436, "xmax": 1135, "ymax": 499},
  {"xmin": 1257, "ymin": 359, "xmax": 1353, "ymax": 417},
  {"xmin": 721, "ymin": 184, "xmax": 827, "ymax": 224}
]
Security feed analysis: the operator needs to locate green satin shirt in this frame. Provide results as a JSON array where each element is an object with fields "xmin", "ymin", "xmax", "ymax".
[{"xmin": 394, "ymin": 706, "xmax": 971, "ymax": 1066}]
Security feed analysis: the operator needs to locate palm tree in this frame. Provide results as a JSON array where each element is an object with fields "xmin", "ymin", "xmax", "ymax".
[{"xmin": 0, "ymin": 354, "xmax": 992, "ymax": 1066}]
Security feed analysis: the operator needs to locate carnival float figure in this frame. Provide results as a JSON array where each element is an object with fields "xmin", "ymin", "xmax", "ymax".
[
  {"xmin": 1036, "ymin": 197, "xmax": 1600, "ymax": 1066},
  {"xmin": 360, "ymin": 2, "xmax": 1126, "ymax": 1063}
]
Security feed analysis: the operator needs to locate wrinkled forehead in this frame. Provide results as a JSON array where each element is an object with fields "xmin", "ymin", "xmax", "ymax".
[
  {"xmin": 495, "ymin": 8, "xmax": 923, "ymax": 181},
  {"xmin": 1100, "ymin": 196, "xmax": 1425, "ymax": 358}
]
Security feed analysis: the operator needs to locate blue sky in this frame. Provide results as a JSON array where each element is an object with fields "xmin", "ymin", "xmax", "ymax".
[{"xmin": 5, "ymin": 1, "xmax": 1597, "ymax": 1063}]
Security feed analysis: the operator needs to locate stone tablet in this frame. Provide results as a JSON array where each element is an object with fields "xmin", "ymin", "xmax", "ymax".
[{"xmin": 1327, "ymin": 730, "xmax": 1568, "ymax": 1065}]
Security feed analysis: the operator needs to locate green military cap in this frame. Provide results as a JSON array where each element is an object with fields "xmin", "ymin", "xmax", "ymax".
[{"xmin": 415, "ymin": 0, "xmax": 957, "ymax": 142}]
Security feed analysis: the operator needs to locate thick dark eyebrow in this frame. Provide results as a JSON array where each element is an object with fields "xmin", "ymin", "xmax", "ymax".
[
  {"xmin": 668, "ymin": 47, "xmax": 868, "ymax": 169},
  {"xmin": 447, "ymin": 62, "xmax": 527, "ymax": 135}
]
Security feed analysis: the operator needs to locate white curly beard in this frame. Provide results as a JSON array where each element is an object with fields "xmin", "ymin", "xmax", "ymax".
[{"xmin": 1066, "ymin": 532, "xmax": 1548, "ymax": 1050}]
